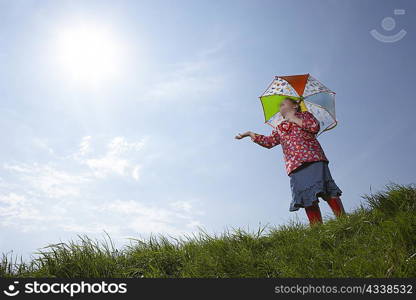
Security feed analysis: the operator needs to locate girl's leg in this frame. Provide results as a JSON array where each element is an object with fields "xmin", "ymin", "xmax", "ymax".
[
  {"xmin": 325, "ymin": 196, "xmax": 346, "ymax": 217},
  {"xmin": 304, "ymin": 201, "xmax": 323, "ymax": 226}
]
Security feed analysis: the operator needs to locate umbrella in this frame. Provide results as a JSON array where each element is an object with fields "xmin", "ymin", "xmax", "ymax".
[{"xmin": 258, "ymin": 73, "xmax": 337, "ymax": 136}]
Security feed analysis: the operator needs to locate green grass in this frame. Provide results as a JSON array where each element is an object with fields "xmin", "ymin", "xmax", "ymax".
[{"xmin": 1, "ymin": 182, "xmax": 415, "ymax": 278}]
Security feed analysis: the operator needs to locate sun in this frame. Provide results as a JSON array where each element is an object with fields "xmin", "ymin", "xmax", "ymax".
[{"xmin": 53, "ymin": 22, "xmax": 125, "ymax": 87}]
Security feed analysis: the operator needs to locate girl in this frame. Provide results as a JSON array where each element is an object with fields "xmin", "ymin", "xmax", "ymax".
[{"xmin": 235, "ymin": 97, "xmax": 345, "ymax": 226}]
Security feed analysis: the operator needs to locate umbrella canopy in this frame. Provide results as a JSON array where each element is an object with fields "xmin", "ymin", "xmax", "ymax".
[{"xmin": 259, "ymin": 73, "xmax": 337, "ymax": 136}]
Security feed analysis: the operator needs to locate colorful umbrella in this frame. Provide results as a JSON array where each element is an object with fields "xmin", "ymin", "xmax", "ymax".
[{"xmin": 258, "ymin": 73, "xmax": 337, "ymax": 136}]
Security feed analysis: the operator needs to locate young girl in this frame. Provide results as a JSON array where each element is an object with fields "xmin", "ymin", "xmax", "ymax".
[{"xmin": 235, "ymin": 97, "xmax": 345, "ymax": 226}]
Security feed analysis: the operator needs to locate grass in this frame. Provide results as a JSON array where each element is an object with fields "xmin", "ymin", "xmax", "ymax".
[{"xmin": 1, "ymin": 182, "xmax": 415, "ymax": 278}]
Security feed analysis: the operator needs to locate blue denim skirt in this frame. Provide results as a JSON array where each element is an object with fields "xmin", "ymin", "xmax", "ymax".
[{"xmin": 289, "ymin": 160, "xmax": 342, "ymax": 212}]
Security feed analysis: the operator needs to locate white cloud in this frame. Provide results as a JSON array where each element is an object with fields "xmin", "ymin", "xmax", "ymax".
[
  {"xmin": 59, "ymin": 222, "xmax": 122, "ymax": 236},
  {"xmin": 73, "ymin": 136, "xmax": 147, "ymax": 180},
  {"xmin": 186, "ymin": 220, "xmax": 203, "ymax": 228},
  {"xmin": 94, "ymin": 198, "xmax": 204, "ymax": 236},
  {"xmin": 170, "ymin": 200, "xmax": 193, "ymax": 213},
  {"xmin": 147, "ymin": 60, "xmax": 224, "ymax": 100},
  {"xmin": 0, "ymin": 192, "xmax": 63, "ymax": 232},
  {"xmin": 0, "ymin": 134, "xmax": 205, "ymax": 240},
  {"xmin": 107, "ymin": 136, "xmax": 145, "ymax": 155},
  {"xmin": 144, "ymin": 41, "xmax": 229, "ymax": 101},
  {"xmin": 32, "ymin": 137, "xmax": 55, "ymax": 155},
  {"xmin": 132, "ymin": 165, "xmax": 141, "ymax": 181},
  {"xmin": 0, "ymin": 192, "xmax": 26, "ymax": 206},
  {"xmin": 78, "ymin": 135, "xmax": 92, "ymax": 156},
  {"xmin": 3, "ymin": 136, "xmax": 147, "ymax": 199},
  {"xmin": 3, "ymin": 162, "xmax": 91, "ymax": 198},
  {"xmin": 85, "ymin": 156, "xmax": 130, "ymax": 178},
  {"xmin": 196, "ymin": 40, "xmax": 227, "ymax": 58}
]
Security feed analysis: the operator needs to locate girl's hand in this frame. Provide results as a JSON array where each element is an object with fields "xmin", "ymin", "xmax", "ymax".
[
  {"xmin": 284, "ymin": 111, "xmax": 303, "ymax": 127},
  {"xmin": 235, "ymin": 131, "xmax": 253, "ymax": 139}
]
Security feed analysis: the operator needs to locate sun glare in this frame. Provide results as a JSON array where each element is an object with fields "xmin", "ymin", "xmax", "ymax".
[{"xmin": 53, "ymin": 22, "xmax": 125, "ymax": 87}]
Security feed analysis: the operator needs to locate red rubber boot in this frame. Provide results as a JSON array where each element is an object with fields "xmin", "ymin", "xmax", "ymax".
[
  {"xmin": 305, "ymin": 202, "xmax": 323, "ymax": 226},
  {"xmin": 326, "ymin": 196, "xmax": 346, "ymax": 217}
]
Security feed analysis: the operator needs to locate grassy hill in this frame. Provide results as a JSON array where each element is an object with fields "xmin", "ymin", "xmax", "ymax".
[{"xmin": 1, "ymin": 182, "xmax": 415, "ymax": 278}]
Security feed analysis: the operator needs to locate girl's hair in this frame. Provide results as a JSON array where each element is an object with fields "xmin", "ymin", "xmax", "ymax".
[{"xmin": 284, "ymin": 97, "xmax": 301, "ymax": 112}]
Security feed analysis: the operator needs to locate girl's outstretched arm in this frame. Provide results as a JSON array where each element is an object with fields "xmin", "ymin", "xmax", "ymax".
[{"xmin": 250, "ymin": 129, "xmax": 281, "ymax": 149}]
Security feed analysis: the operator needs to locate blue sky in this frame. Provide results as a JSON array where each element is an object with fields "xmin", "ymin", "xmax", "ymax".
[{"xmin": 0, "ymin": 0, "xmax": 415, "ymax": 261}]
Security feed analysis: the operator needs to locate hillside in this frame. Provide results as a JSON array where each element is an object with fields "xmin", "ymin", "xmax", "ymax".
[{"xmin": 1, "ymin": 182, "xmax": 415, "ymax": 278}]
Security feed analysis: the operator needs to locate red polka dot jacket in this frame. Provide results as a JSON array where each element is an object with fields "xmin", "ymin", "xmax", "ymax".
[{"xmin": 251, "ymin": 111, "xmax": 328, "ymax": 175}]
